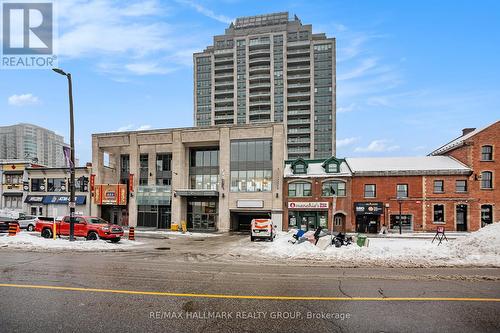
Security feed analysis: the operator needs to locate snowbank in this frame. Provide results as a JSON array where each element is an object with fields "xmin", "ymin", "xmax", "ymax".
[
  {"xmin": 0, "ymin": 233, "xmax": 142, "ymax": 252},
  {"xmin": 231, "ymin": 223, "xmax": 500, "ymax": 267}
]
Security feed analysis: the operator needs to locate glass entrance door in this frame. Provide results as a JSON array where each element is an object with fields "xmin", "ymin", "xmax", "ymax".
[
  {"xmin": 456, "ymin": 204, "xmax": 468, "ymax": 231},
  {"xmin": 187, "ymin": 199, "xmax": 218, "ymax": 231}
]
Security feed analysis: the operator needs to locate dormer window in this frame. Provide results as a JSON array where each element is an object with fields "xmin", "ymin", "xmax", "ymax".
[
  {"xmin": 325, "ymin": 163, "xmax": 338, "ymax": 173},
  {"xmin": 322, "ymin": 156, "xmax": 340, "ymax": 173},
  {"xmin": 291, "ymin": 158, "xmax": 308, "ymax": 175}
]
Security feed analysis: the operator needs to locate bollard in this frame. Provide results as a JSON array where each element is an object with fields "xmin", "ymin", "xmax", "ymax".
[
  {"xmin": 128, "ymin": 227, "xmax": 135, "ymax": 241},
  {"xmin": 8, "ymin": 223, "xmax": 18, "ymax": 236},
  {"xmin": 181, "ymin": 221, "xmax": 187, "ymax": 234}
]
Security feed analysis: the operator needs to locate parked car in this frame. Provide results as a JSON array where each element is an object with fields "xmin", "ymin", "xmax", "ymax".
[
  {"xmin": 17, "ymin": 215, "xmax": 38, "ymax": 231},
  {"xmin": 250, "ymin": 218, "xmax": 275, "ymax": 242},
  {"xmin": 0, "ymin": 217, "xmax": 19, "ymax": 233},
  {"xmin": 35, "ymin": 216, "xmax": 124, "ymax": 242}
]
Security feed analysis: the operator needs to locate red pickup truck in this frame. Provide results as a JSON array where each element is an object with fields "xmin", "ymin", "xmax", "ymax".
[{"xmin": 35, "ymin": 216, "xmax": 124, "ymax": 242}]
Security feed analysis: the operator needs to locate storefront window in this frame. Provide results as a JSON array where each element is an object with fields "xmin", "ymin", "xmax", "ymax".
[
  {"xmin": 481, "ymin": 205, "xmax": 493, "ymax": 227},
  {"xmin": 288, "ymin": 182, "xmax": 312, "ymax": 197},
  {"xmin": 322, "ymin": 180, "xmax": 346, "ymax": 197},
  {"xmin": 390, "ymin": 215, "xmax": 412, "ymax": 231},
  {"xmin": 47, "ymin": 178, "xmax": 66, "ymax": 192},
  {"xmin": 434, "ymin": 204, "xmax": 445, "ymax": 222},
  {"xmin": 288, "ymin": 211, "xmax": 327, "ymax": 231},
  {"xmin": 187, "ymin": 199, "xmax": 218, "ymax": 231},
  {"xmin": 4, "ymin": 196, "xmax": 22, "ymax": 208},
  {"xmin": 230, "ymin": 139, "xmax": 272, "ymax": 192},
  {"xmin": 137, "ymin": 205, "xmax": 171, "ymax": 229}
]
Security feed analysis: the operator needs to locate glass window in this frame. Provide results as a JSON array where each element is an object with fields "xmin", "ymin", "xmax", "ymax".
[
  {"xmin": 139, "ymin": 154, "xmax": 148, "ymax": 185},
  {"xmin": 288, "ymin": 182, "xmax": 312, "ymax": 197},
  {"xmin": 230, "ymin": 139, "xmax": 272, "ymax": 192},
  {"xmin": 481, "ymin": 171, "xmax": 493, "ymax": 189},
  {"xmin": 47, "ymin": 178, "xmax": 66, "ymax": 192},
  {"xmin": 390, "ymin": 215, "xmax": 412, "ymax": 231},
  {"xmin": 322, "ymin": 181, "xmax": 346, "ymax": 197},
  {"xmin": 364, "ymin": 184, "xmax": 376, "ymax": 198},
  {"xmin": 481, "ymin": 205, "xmax": 493, "ymax": 227},
  {"xmin": 397, "ymin": 184, "xmax": 408, "ymax": 198},
  {"xmin": 455, "ymin": 180, "xmax": 467, "ymax": 192},
  {"xmin": 31, "ymin": 178, "xmax": 45, "ymax": 192},
  {"xmin": 481, "ymin": 145, "xmax": 493, "ymax": 161},
  {"xmin": 293, "ymin": 163, "xmax": 306, "ymax": 174},
  {"xmin": 326, "ymin": 163, "xmax": 338, "ymax": 173},
  {"xmin": 433, "ymin": 204, "xmax": 445, "ymax": 222},
  {"xmin": 434, "ymin": 180, "xmax": 444, "ymax": 193}
]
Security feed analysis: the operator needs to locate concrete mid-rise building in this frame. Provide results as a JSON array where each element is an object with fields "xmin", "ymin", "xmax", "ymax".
[
  {"xmin": 194, "ymin": 12, "xmax": 336, "ymax": 160},
  {"xmin": 0, "ymin": 123, "xmax": 69, "ymax": 167},
  {"xmin": 91, "ymin": 123, "xmax": 285, "ymax": 231}
]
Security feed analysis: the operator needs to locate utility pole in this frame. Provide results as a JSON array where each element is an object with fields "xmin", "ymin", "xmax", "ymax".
[{"xmin": 53, "ymin": 68, "xmax": 76, "ymax": 241}]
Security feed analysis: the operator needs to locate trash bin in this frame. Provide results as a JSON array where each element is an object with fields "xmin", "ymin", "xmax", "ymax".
[
  {"xmin": 357, "ymin": 235, "xmax": 367, "ymax": 247},
  {"xmin": 171, "ymin": 223, "xmax": 179, "ymax": 231}
]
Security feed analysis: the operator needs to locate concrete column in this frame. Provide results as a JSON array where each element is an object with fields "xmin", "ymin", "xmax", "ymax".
[
  {"xmin": 171, "ymin": 131, "xmax": 184, "ymax": 225},
  {"xmin": 218, "ymin": 127, "xmax": 230, "ymax": 231},
  {"xmin": 272, "ymin": 124, "xmax": 285, "ymax": 232},
  {"xmin": 128, "ymin": 134, "xmax": 139, "ymax": 227},
  {"xmin": 91, "ymin": 136, "xmax": 102, "ymax": 218}
]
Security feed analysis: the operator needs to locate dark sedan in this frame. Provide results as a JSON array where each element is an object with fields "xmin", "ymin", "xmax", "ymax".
[{"xmin": 0, "ymin": 217, "xmax": 19, "ymax": 233}]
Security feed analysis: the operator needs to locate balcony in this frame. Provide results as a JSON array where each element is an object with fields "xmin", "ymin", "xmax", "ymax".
[
  {"xmin": 249, "ymin": 82, "xmax": 271, "ymax": 89},
  {"xmin": 287, "ymin": 118, "xmax": 310, "ymax": 126},
  {"xmin": 249, "ymin": 64, "xmax": 271, "ymax": 72},
  {"xmin": 248, "ymin": 99, "xmax": 271, "ymax": 107},
  {"xmin": 287, "ymin": 47, "xmax": 310, "ymax": 55},
  {"xmin": 248, "ymin": 57, "xmax": 271, "ymax": 66},
  {"xmin": 288, "ymin": 127, "xmax": 310, "ymax": 135},
  {"xmin": 249, "ymin": 91, "xmax": 271, "ymax": 98},
  {"xmin": 287, "ymin": 137, "xmax": 311, "ymax": 144},
  {"xmin": 286, "ymin": 65, "xmax": 310, "ymax": 72},
  {"xmin": 287, "ymin": 109, "xmax": 310, "ymax": 116},
  {"xmin": 248, "ymin": 48, "xmax": 271, "ymax": 57},
  {"xmin": 214, "ymin": 64, "xmax": 234, "ymax": 71},
  {"xmin": 287, "ymin": 82, "xmax": 310, "ymax": 89},
  {"xmin": 287, "ymin": 100, "xmax": 310, "ymax": 107},
  {"xmin": 287, "ymin": 91, "xmax": 310, "ymax": 98},
  {"xmin": 214, "ymin": 105, "xmax": 234, "ymax": 112},
  {"xmin": 248, "ymin": 73, "xmax": 271, "ymax": 81},
  {"xmin": 287, "ymin": 57, "xmax": 310, "ymax": 64},
  {"xmin": 214, "ymin": 114, "xmax": 234, "ymax": 121},
  {"xmin": 249, "ymin": 109, "xmax": 271, "ymax": 115}
]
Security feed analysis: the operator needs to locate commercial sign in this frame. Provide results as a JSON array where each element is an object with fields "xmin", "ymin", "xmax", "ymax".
[
  {"xmin": 354, "ymin": 202, "xmax": 384, "ymax": 215},
  {"xmin": 90, "ymin": 174, "xmax": 95, "ymax": 192},
  {"xmin": 94, "ymin": 184, "xmax": 127, "ymax": 205},
  {"xmin": 24, "ymin": 195, "xmax": 44, "ymax": 203},
  {"xmin": 288, "ymin": 202, "xmax": 329, "ymax": 209},
  {"xmin": 237, "ymin": 200, "xmax": 264, "ymax": 208}
]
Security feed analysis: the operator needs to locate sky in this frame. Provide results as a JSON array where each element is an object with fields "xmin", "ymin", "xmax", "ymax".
[{"xmin": 1, "ymin": 0, "xmax": 499, "ymax": 164}]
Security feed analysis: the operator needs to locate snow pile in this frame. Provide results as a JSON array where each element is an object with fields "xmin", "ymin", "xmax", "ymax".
[
  {"xmin": 0, "ymin": 233, "xmax": 142, "ymax": 252},
  {"xmin": 232, "ymin": 225, "xmax": 500, "ymax": 267}
]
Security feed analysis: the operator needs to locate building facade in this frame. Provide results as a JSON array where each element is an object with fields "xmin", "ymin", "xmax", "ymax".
[
  {"xmin": 91, "ymin": 124, "xmax": 285, "ymax": 231},
  {"xmin": 24, "ymin": 166, "xmax": 91, "ymax": 217},
  {"xmin": 0, "ymin": 123, "xmax": 69, "ymax": 167},
  {"xmin": 0, "ymin": 161, "xmax": 32, "ymax": 214},
  {"xmin": 429, "ymin": 121, "xmax": 499, "ymax": 229},
  {"xmin": 283, "ymin": 157, "xmax": 353, "ymax": 233},
  {"xmin": 282, "ymin": 156, "xmax": 491, "ymax": 233},
  {"xmin": 193, "ymin": 12, "xmax": 336, "ymax": 159}
]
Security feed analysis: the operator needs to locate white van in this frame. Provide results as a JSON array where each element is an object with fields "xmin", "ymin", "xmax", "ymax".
[{"xmin": 250, "ymin": 219, "xmax": 275, "ymax": 242}]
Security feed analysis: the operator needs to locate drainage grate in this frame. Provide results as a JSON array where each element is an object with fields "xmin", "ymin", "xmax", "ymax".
[
  {"xmin": 193, "ymin": 239, "xmax": 205, "ymax": 242},
  {"xmin": 155, "ymin": 247, "xmax": 171, "ymax": 250}
]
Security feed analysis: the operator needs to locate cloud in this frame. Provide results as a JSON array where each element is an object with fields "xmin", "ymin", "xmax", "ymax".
[
  {"xmin": 337, "ymin": 137, "xmax": 359, "ymax": 148},
  {"xmin": 53, "ymin": 0, "xmax": 204, "ymax": 76},
  {"xmin": 337, "ymin": 103, "xmax": 357, "ymax": 113},
  {"xmin": 115, "ymin": 124, "xmax": 152, "ymax": 132},
  {"xmin": 338, "ymin": 57, "xmax": 378, "ymax": 81},
  {"xmin": 176, "ymin": 0, "xmax": 233, "ymax": 24},
  {"xmin": 355, "ymin": 140, "xmax": 400, "ymax": 153},
  {"xmin": 8, "ymin": 94, "xmax": 40, "ymax": 106}
]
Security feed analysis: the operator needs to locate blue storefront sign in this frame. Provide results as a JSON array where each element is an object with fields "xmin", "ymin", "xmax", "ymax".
[{"xmin": 42, "ymin": 195, "xmax": 86, "ymax": 205}]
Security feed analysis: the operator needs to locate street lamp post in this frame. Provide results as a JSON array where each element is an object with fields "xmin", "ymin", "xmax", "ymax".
[
  {"xmin": 397, "ymin": 198, "xmax": 403, "ymax": 235},
  {"xmin": 53, "ymin": 68, "xmax": 76, "ymax": 241},
  {"xmin": 330, "ymin": 186, "xmax": 337, "ymax": 244}
]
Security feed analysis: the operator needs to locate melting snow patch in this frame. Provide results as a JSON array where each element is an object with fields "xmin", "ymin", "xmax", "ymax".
[{"xmin": 0, "ymin": 233, "xmax": 142, "ymax": 252}]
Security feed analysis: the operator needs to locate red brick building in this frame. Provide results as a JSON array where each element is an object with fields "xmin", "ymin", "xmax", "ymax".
[
  {"xmin": 283, "ymin": 157, "xmax": 353, "ymax": 233},
  {"xmin": 283, "ymin": 121, "xmax": 498, "ymax": 233},
  {"xmin": 429, "ymin": 121, "xmax": 499, "ymax": 230}
]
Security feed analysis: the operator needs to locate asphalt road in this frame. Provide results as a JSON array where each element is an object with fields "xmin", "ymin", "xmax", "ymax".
[{"xmin": 1, "ymin": 239, "xmax": 499, "ymax": 333}]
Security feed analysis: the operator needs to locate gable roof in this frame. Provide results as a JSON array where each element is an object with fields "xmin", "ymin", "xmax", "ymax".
[
  {"xmin": 429, "ymin": 121, "xmax": 499, "ymax": 156},
  {"xmin": 346, "ymin": 156, "xmax": 471, "ymax": 176}
]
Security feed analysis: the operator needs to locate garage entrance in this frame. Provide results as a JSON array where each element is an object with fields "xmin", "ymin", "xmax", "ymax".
[{"xmin": 230, "ymin": 211, "xmax": 271, "ymax": 232}]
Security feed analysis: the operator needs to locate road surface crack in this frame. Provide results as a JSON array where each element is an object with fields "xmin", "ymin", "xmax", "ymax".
[{"xmin": 338, "ymin": 280, "xmax": 352, "ymax": 298}]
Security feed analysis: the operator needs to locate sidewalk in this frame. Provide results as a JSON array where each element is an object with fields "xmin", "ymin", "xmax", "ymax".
[{"xmin": 361, "ymin": 232, "xmax": 469, "ymax": 240}]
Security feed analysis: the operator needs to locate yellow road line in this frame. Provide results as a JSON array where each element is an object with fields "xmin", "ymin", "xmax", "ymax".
[{"xmin": 1, "ymin": 283, "xmax": 499, "ymax": 302}]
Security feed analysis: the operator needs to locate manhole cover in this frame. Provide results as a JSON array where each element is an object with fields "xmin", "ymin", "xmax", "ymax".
[{"xmin": 155, "ymin": 247, "xmax": 171, "ymax": 250}]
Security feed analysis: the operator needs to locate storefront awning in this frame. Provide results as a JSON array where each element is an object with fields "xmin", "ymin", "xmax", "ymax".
[
  {"xmin": 2, "ymin": 192, "xmax": 23, "ymax": 196},
  {"xmin": 25, "ymin": 195, "xmax": 45, "ymax": 203},
  {"xmin": 42, "ymin": 195, "xmax": 87, "ymax": 205},
  {"xmin": 175, "ymin": 189, "xmax": 219, "ymax": 197}
]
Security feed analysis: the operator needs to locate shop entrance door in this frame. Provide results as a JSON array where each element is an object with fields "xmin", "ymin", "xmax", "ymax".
[{"xmin": 456, "ymin": 204, "xmax": 468, "ymax": 231}]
